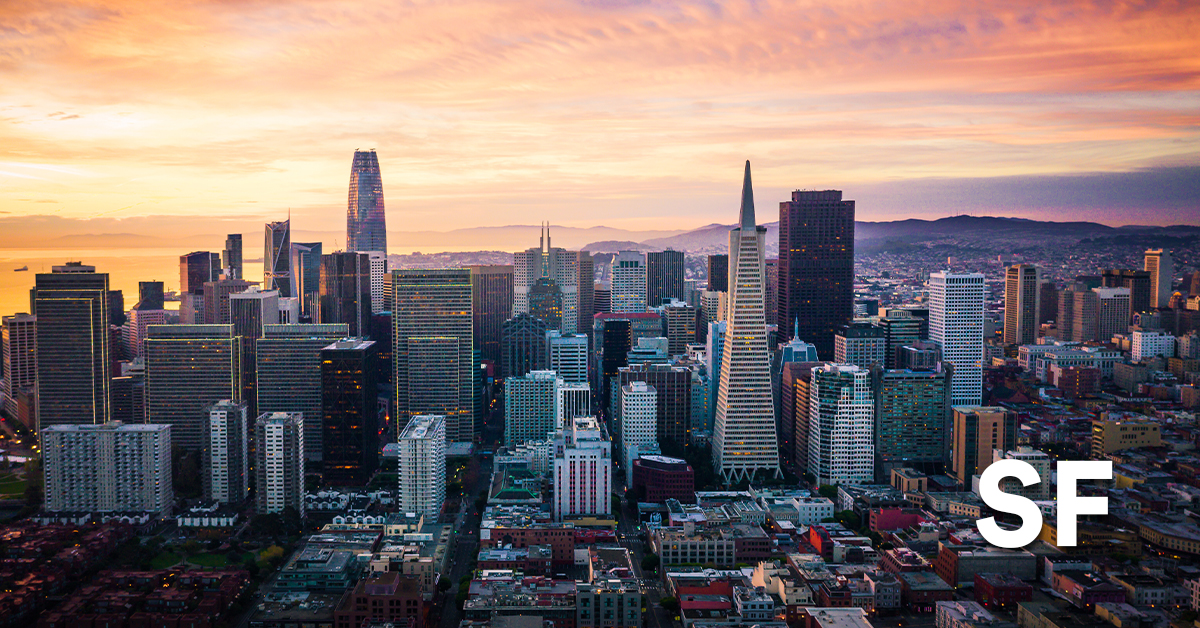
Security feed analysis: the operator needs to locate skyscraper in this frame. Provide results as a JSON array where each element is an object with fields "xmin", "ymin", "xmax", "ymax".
[
  {"xmin": 834, "ymin": 322, "xmax": 886, "ymax": 369},
  {"xmin": 552, "ymin": 416, "xmax": 612, "ymax": 521},
  {"xmin": 204, "ymin": 400, "xmax": 249, "ymax": 505},
  {"xmin": 647, "ymin": 249, "xmax": 685, "ymax": 308},
  {"xmin": 321, "ymin": 338, "xmax": 379, "ymax": 485},
  {"xmin": 231, "ymin": 287, "xmax": 279, "ymax": 416},
  {"xmin": 33, "ymin": 263, "xmax": 111, "ymax": 429},
  {"xmin": 2, "ymin": 313, "xmax": 36, "ymax": 420},
  {"xmin": 660, "ymin": 301, "xmax": 697, "ymax": 358},
  {"xmin": 513, "ymin": 225, "xmax": 580, "ymax": 334},
  {"xmin": 201, "ymin": 277, "xmax": 255, "ymax": 325},
  {"xmin": 392, "ymin": 269, "xmax": 474, "ymax": 442},
  {"xmin": 871, "ymin": 364, "xmax": 951, "ymax": 481},
  {"xmin": 255, "ymin": 412, "xmax": 305, "ymax": 515},
  {"xmin": 223, "ymin": 234, "xmax": 243, "ymax": 279},
  {"xmin": 145, "ymin": 324, "xmax": 241, "ymax": 452},
  {"xmin": 504, "ymin": 370, "xmax": 559, "ymax": 446},
  {"xmin": 951, "ymin": 406, "xmax": 1016, "ymax": 485},
  {"xmin": 501, "ymin": 313, "xmax": 549, "ymax": 379},
  {"xmin": 126, "ymin": 298, "xmax": 168, "ymax": 359},
  {"xmin": 611, "ymin": 251, "xmax": 647, "ymax": 314},
  {"xmin": 1102, "ymin": 269, "xmax": 1151, "ymax": 319},
  {"xmin": 1145, "ymin": 249, "xmax": 1174, "ymax": 310},
  {"xmin": 1004, "ymin": 264, "xmax": 1042, "ymax": 345},
  {"xmin": 764, "ymin": 258, "xmax": 778, "ymax": 327},
  {"xmin": 292, "ymin": 241, "xmax": 323, "ymax": 320},
  {"xmin": 1070, "ymin": 287, "xmax": 1131, "ymax": 342},
  {"xmin": 469, "ymin": 265, "xmax": 514, "ymax": 369},
  {"xmin": 620, "ymin": 381, "xmax": 657, "ymax": 475},
  {"xmin": 529, "ymin": 278, "xmax": 564, "ymax": 329},
  {"xmin": 320, "ymin": 251, "xmax": 371, "ymax": 336},
  {"xmin": 779, "ymin": 190, "xmax": 855, "ymax": 360},
  {"xmin": 347, "ymin": 149, "xmax": 388, "ymax": 253},
  {"xmin": 257, "ymin": 323, "xmax": 349, "ymax": 463},
  {"xmin": 264, "ymin": 219, "xmax": 293, "ymax": 297},
  {"xmin": 547, "ymin": 331, "xmax": 589, "ymax": 384},
  {"xmin": 712, "ymin": 162, "xmax": 781, "ymax": 483},
  {"xmin": 42, "ymin": 422, "xmax": 173, "ymax": 514},
  {"xmin": 398, "ymin": 415, "xmax": 446, "ymax": 518},
  {"xmin": 576, "ymin": 252, "xmax": 595, "ymax": 332},
  {"xmin": 179, "ymin": 252, "xmax": 220, "ymax": 323},
  {"xmin": 618, "ymin": 363, "xmax": 691, "ymax": 449},
  {"xmin": 929, "ymin": 271, "xmax": 985, "ymax": 407},
  {"xmin": 779, "ymin": 360, "xmax": 822, "ymax": 471},
  {"xmin": 707, "ymin": 255, "xmax": 729, "ymax": 292},
  {"xmin": 807, "ymin": 364, "xmax": 874, "ymax": 486}
]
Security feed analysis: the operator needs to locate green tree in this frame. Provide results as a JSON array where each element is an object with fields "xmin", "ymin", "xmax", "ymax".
[
  {"xmin": 438, "ymin": 578, "xmax": 453, "ymax": 593},
  {"xmin": 659, "ymin": 596, "xmax": 680, "ymax": 613},
  {"xmin": 261, "ymin": 545, "xmax": 287, "ymax": 568},
  {"xmin": 818, "ymin": 485, "xmax": 838, "ymax": 500},
  {"xmin": 242, "ymin": 555, "xmax": 261, "ymax": 577},
  {"xmin": 641, "ymin": 552, "xmax": 660, "ymax": 572}
]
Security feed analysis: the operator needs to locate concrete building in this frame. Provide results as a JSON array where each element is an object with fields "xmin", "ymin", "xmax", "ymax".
[
  {"xmin": 1145, "ymin": 249, "xmax": 1174, "ymax": 310},
  {"xmin": 1091, "ymin": 418, "xmax": 1161, "ymax": 458},
  {"xmin": 547, "ymin": 331, "xmax": 589, "ymax": 384},
  {"xmin": 256, "ymin": 323, "xmax": 349, "ymax": 463},
  {"xmin": 1131, "ymin": 330, "xmax": 1176, "ymax": 361},
  {"xmin": 659, "ymin": 300, "xmax": 697, "ymax": 357},
  {"xmin": 617, "ymin": 362, "xmax": 691, "ymax": 448},
  {"xmin": 952, "ymin": 407, "xmax": 1016, "ymax": 485},
  {"xmin": 556, "ymin": 381, "xmax": 591, "ymax": 429},
  {"xmin": 204, "ymin": 400, "xmax": 249, "ymax": 505},
  {"xmin": 1005, "ymin": 264, "xmax": 1042, "ymax": 346},
  {"xmin": 505, "ymin": 370, "xmax": 561, "ymax": 445},
  {"xmin": 552, "ymin": 416, "xmax": 612, "ymax": 521},
  {"xmin": 611, "ymin": 251, "xmax": 647, "ymax": 314},
  {"xmin": 878, "ymin": 313, "xmax": 924, "ymax": 369},
  {"xmin": 620, "ymin": 381, "xmax": 657, "ymax": 476},
  {"xmin": 631, "ymin": 454, "xmax": 695, "ymax": 504},
  {"xmin": 930, "ymin": 271, "xmax": 986, "ymax": 407},
  {"xmin": 994, "ymin": 447, "xmax": 1051, "ymax": 500},
  {"xmin": 256, "ymin": 412, "xmax": 306, "ymax": 515},
  {"xmin": 42, "ymin": 422, "xmax": 173, "ymax": 514},
  {"xmin": 872, "ymin": 365, "xmax": 952, "ymax": 481},
  {"xmin": 835, "ymin": 322, "xmax": 886, "ymax": 369},
  {"xmin": 808, "ymin": 364, "xmax": 875, "ymax": 486},
  {"xmin": 1, "ymin": 313, "xmax": 36, "ymax": 419},
  {"xmin": 397, "ymin": 414, "xmax": 446, "ymax": 518}
]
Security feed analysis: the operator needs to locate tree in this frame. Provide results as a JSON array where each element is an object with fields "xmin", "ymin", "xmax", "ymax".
[
  {"xmin": 183, "ymin": 540, "xmax": 202, "ymax": 555},
  {"xmin": 659, "ymin": 596, "xmax": 680, "ymax": 613},
  {"xmin": 242, "ymin": 555, "xmax": 260, "ymax": 577},
  {"xmin": 641, "ymin": 552, "xmax": 660, "ymax": 572},
  {"xmin": 818, "ymin": 485, "xmax": 838, "ymax": 500},
  {"xmin": 261, "ymin": 545, "xmax": 287, "ymax": 568},
  {"xmin": 281, "ymin": 506, "xmax": 303, "ymax": 535},
  {"xmin": 250, "ymin": 513, "xmax": 284, "ymax": 539},
  {"xmin": 438, "ymin": 578, "xmax": 453, "ymax": 593}
]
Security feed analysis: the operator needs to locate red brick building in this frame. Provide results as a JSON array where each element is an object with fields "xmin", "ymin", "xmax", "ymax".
[
  {"xmin": 1051, "ymin": 366, "xmax": 1100, "ymax": 399},
  {"xmin": 974, "ymin": 572, "xmax": 1032, "ymax": 610},
  {"xmin": 333, "ymin": 572, "xmax": 424, "ymax": 628},
  {"xmin": 631, "ymin": 456, "xmax": 696, "ymax": 504}
]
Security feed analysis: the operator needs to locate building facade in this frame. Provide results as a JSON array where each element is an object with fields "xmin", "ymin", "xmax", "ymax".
[
  {"xmin": 264, "ymin": 219, "xmax": 294, "ymax": 297},
  {"xmin": 257, "ymin": 323, "xmax": 349, "ymax": 463},
  {"xmin": 33, "ymin": 264, "xmax": 111, "ymax": 429},
  {"xmin": 469, "ymin": 265, "xmax": 514, "ymax": 369},
  {"xmin": 553, "ymin": 416, "xmax": 613, "ymax": 521},
  {"xmin": 808, "ymin": 364, "xmax": 875, "ymax": 486},
  {"xmin": 145, "ymin": 324, "xmax": 241, "ymax": 452},
  {"xmin": 204, "ymin": 400, "xmax": 249, "ymax": 504},
  {"xmin": 779, "ymin": 190, "xmax": 855, "ymax": 360},
  {"xmin": 647, "ymin": 249, "xmax": 685, "ymax": 308},
  {"xmin": 397, "ymin": 414, "xmax": 447, "ymax": 518},
  {"xmin": 1, "ymin": 313, "xmax": 36, "ymax": 419},
  {"xmin": 929, "ymin": 272, "xmax": 986, "ymax": 407},
  {"xmin": 321, "ymin": 339, "xmax": 379, "ymax": 485},
  {"xmin": 611, "ymin": 251, "xmax": 647, "ymax": 314},
  {"xmin": 42, "ymin": 422, "xmax": 173, "ymax": 514},
  {"xmin": 952, "ymin": 407, "xmax": 1017, "ymax": 485},
  {"xmin": 1004, "ymin": 264, "xmax": 1042, "ymax": 346},
  {"xmin": 320, "ymin": 251, "xmax": 372, "ymax": 337},
  {"xmin": 256, "ymin": 412, "xmax": 306, "ymax": 515}
]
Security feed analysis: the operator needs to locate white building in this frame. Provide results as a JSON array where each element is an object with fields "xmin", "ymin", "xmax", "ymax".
[
  {"xmin": 204, "ymin": 400, "xmax": 248, "ymax": 505},
  {"xmin": 1017, "ymin": 341, "xmax": 1080, "ymax": 373},
  {"xmin": 1131, "ymin": 330, "xmax": 1177, "ymax": 361},
  {"xmin": 611, "ymin": 250, "xmax": 647, "ymax": 314},
  {"xmin": 936, "ymin": 601, "xmax": 996, "ymax": 628},
  {"xmin": 367, "ymin": 251, "xmax": 387, "ymax": 313},
  {"xmin": 929, "ymin": 271, "xmax": 986, "ymax": 406},
  {"xmin": 700, "ymin": 290, "xmax": 728, "ymax": 325},
  {"xmin": 807, "ymin": 364, "xmax": 874, "ymax": 486},
  {"xmin": 556, "ymin": 382, "xmax": 591, "ymax": 430},
  {"xmin": 255, "ymin": 412, "xmax": 305, "ymax": 516},
  {"xmin": 398, "ymin": 414, "xmax": 447, "ymax": 518},
  {"xmin": 505, "ymin": 370, "xmax": 561, "ymax": 445},
  {"xmin": 1, "ymin": 313, "xmax": 36, "ymax": 418},
  {"xmin": 42, "ymin": 422, "xmax": 173, "ymax": 514},
  {"xmin": 993, "ymin": 447, "xmax": 1051, "ymax": 500},
  {"xmin": 1145, "ymin": 249, "xmax": 1174, "ymax": 310},
  {"xmin": 794, "ymin": 496, "xmax": 837, "ymax": 525},
  {"xmin": 552, "ymin": 416, "xmax": 612, "ymax": 521},
  {"xmin": 620, "ymin": 381, "xmax": 657, "ymax": 477},
  {"xmin": 547, "ymin": 331, "xmax": 589, "ymax": 384},
  {"xmin": 1035, "ymin": 346, "xmax": 1123, "ymax": 380},
  {"xmin": 124, "ymin": 307, "xmax": 167, "ymax": 359}
]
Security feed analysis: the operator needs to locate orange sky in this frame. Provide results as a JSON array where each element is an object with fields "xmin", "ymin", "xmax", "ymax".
[{"xmin": 1, "ymin": 0, "xmax": 1199, "ymax": 239}]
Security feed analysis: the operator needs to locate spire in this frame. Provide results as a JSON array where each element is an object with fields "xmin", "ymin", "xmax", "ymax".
[
  {"xmin": 793, "ymin": 318, "xmax": 799, "ymax": 341},
  {"xmin": 738, "ymin": 160, "xmax": 755, "ymax": 230}
]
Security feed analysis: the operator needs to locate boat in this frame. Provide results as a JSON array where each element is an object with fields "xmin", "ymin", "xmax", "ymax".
[{"xmin": 13, "ymin": 266, "xmax": 27, "ymax": 272}]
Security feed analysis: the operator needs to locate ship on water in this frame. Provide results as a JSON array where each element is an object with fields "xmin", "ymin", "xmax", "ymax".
[{"xmin": 13, "ymin": 266, "xmax": 27, "ymax": 272}]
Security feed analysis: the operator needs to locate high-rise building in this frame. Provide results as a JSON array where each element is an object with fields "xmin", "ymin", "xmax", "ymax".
[
  {"xmin": 223, "ymin": 234, "xmax": 243, "ymax": 279},
  {"xmin": 593, "ymin": 282, "xmax": 611, "ymax": 316},
  {"xmin": 547, "ymin": 331, "xmax": 588, "ymax": 384},
  {"xmin": 875, "ymin": 313, "xmax": 922, "ymax": 369},
  {"xmin": 834, "ymin": 322, "xmax": 886, "ymax": 369},
  {"xmin": 201, "ymin": 277, "xmax": 255, "ymax": 325},
  {"xmin": 321, "ymin": 338, "xmax": 379, "ymax": 485},
  {"xmin": 779, "ymin": 361, "xmax": 822, "ymax": 471},
  {"xmin": 552, "ymin": 416, "xmax": 612, "ymax": 521},
  {"xmin": 806, "ymin": 364, "xmax": 874, "ymax": 486},
  {"xmin": 1040, "ymin": 281, "xmax": 1059, "ymax": 327},
  {"xmin": 501, "ymin": 314, "xmax": 549, "ymax": 379},
  {"xmin": 1004, "ymin": 264, "xmax": 1042, "ymax": 345},
  {"xmin": 291, "ymin": 242, "xmax": 323, "ymax": 320},
  {"xmin": 620, "ymin": 381, "xmax": 657, "ymax": 475},
  {"xmin": 1071, "ymin": 287, "xmax": 1131, "ymax": 342},
  {"xmin": 593, "ymin": 313, "xmax": 663, "ymax": 409},
  {"xmin": 264, "ymin": 219, "xmax": 294, "ymax": 297},
  {"xmin": 255, "ymin": 412, "xmax": 305, "ymax": 515},
  {"xmin": 871, "ymin": 365, "xmax": 951, "ymax": 481},
  {"xmin": 618, "ymin": 363, "xmax": 691, "ymax": 449},
  {"xmin": 779, "ymin": 190, "xmax": 855, "ymax": 360},
  {"xmin": 647, "ymin": 249, "xmax": 685, "ymax": 308},
  {"xmin": 138, "ymin": 281, "xmax": 165, "ymax": 310},
  {"xmin": 1131, "ymin": 330, "xmax": 1177, "ymax": 361},
  {"xmin": 347, "ymin": 149, "xmax": 388, "ymax": 253},
  {"xmin": 952, "ymin": 406, "xmax": 1016, "ymax": 485},
  {"xmin": 367, "ymin": 252, "xmax": 387, "ymax": 314},
  {"xmin": 1145, "ymin": 250, "xmax": 1174, "ymax": 310},
  {"xmin": 929, "ymin": 271, "xmax": 986, "ymax": 407},
  {"xmin": 1102, "ymin": 269, "xmax": 1151, "ymax": 319},
  {"xmin": 529, "ymin": 277, "xmax": 564, "ymax": 329},
  {"xmin": 513, "ymin": 226, "xmax": 580, "ymax": 333},
  {"xmin": 110, "ymin": 360, "xmax": 145, "ymax": 425},
  {"xmin": 320, "ymin": 252, "xmax": 371, "ymax": 337},
  {"xmin": 392, "ymin": 269, "xmax": 474, "ymax": 443},
  {"xmin": 42, "ymin": 422, "xmax": 173, "ymax": 514},
  {"xmin": 712, "ymin": 162, "xmax": 781, "ymax": 483},
  {"xmin": 576, "ymin": 252, "xmax": 595, "ymax": 332},
  {"xmin": 33, "ymin": 263, "xmax": 111, "ymax": 429},
  {"xmin": 611, "ymin": 251, "xmax": 647, "ymax": 314},
  {"xmin": 704, "ymin": 320, "xmax": 726, "ymax": 433},
  {"xmin": 505, "ymin": 370, "xmax": 560, "ymax": 446},
  {"xmin": 257, "ymin": 323, "xmax": 349, "ymax": 463},
  {"xmin": 398, "ymin": 414, "xmax": 446, "ymax": 518},
  {"xmin": 659, "ymin": 301, "xmax": 697, "ymax": 358},
  {"xmin": 179, "ymin": 252, "xmax": 220, "ymax": 323},
  {"xmin": 707, "ymin": 255, "xmax": 729, "ymax": 292},
  {"xmin": 145, "ymin": 325, "xmax": 241, "ymax": 452},
  {"xmin": 2, "ymin": 313, "xmax": 36, "ymax": 419},
  {"xmin": 469, "ymin": 265, "xmax": 514, "ymax": 369},
  {"xmin": 764, "ymin": 258, "xmax": 779, "ymax": 327},
  {"xmin": 231, "ymin": 287, "xmax": 279, "ymax": 416},
  {"xmin": 994, "ymin": 447, "xmax": 1051, "ymax": 500},
  {"xmin": 556, "ymin": 382, "xmax": 591, "ymax": 428},
  {"xmin": 204, "ymin": 400, "xmax": 248, "ymax": 505}
]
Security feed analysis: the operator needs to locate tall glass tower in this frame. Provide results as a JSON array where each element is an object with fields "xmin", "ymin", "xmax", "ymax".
[
  {"xmin": 264, "ymin": 219, "xmax": 293, "ymax": 297},
  {"xmin": 348, "ymin": 150, "xmax": 387, "ymax": 253}
]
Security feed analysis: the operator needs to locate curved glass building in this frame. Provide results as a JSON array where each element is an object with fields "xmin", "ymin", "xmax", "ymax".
[{"xmin": 347, "ymin": 149, "xmax": 387, "ymax": 253}]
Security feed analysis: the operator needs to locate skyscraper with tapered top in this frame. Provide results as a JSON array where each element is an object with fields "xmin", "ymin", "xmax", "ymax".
[
  {"xmin": 712, "ymin": 162, "xmax": 781, "ymax": 484},
  {"xmin": 348, "ymin": 150, "xmax": 387, "ymax": 253},
  {"xmin": 264, "ymin": 219, "xmax": 293, "ymax": 297}
]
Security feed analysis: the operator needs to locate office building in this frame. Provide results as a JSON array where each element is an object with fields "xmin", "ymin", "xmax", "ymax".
[
  {"xmin": 347, "ymin": 149, "xmax": 388, "ymax": 253},
  {"xmin": 576, "ymin": 252, "xmax": 595, "ymax": 331},
  {"xmin": 994, "ymin": 447, "xmax": 1051, "ymax": 500},
  {"xmin": 145, "ymin": 325, "xmax": 241, "ymax": 452},
  {"xmin": 951, "ymin": 406, "xmax": 1016, "ymax": 485},
  {"xmin": 631, "ymin": 455, "xmax": 695, "ymax": 504},
  {"xmin": 136, "ymin": 281, "xmax": 165, "ymax": 310},
  {"xmin": 707, "ymin": 254, "xmax": 729, "ymax": 292},
  {"xmin": 834, "ymin": 322, "xmax": 886, "ymax": 369},
  {"xmin": 231, "ymin": 287, "xmax": 279, "ymax": 415},
  {"xmin": 501, "ymin": 313, "xmax": 549, "ymax": 378},
  {"xmin": 779, "ymin": 189, "xmax": 855, "ymax": 360},
  {"xmin": 1145, "ymin": 250, "xmax": 1174, "ymax": 310},
  {"xmin": 469, "ymin": 265, "xmax": 514, "ymax": 368},
  {"xmin": 42, "ymin": 422, "xmax": 173, "ymax": 514},
  {"xmin": 223, "ymin": 234, "xmax": 243, "ymax": 279},
  {"xmin": 618, "ymin": 363, "xmax": 691, "ymax": 448},
  {"xmin": 320, "ymin": 251, "xmax": 371, "ymax": 336},
  {"xmin": 556, "ymin": 382, "xmax": 591, "ymax": 428},
  {"xmin": 547, "ymin": 331, "xmax": 588, "ymax": 384},
  {"xmin": 1004, "ymin": 264, "xmax": 1042, "ymax": 345},
  {"xmin": 1131, "ymin": 330, "xmax": 1177, "ymax": 361},
  {"xmin": 201, "ymin": 277, "xmax": 256, "ymax": 325},
  {"xmin": 780, "ymin": 360, "xmax": 822, "ymax": 471},
  {"xmin": 898, "ymin": 340, "xmax": 942, "ymax": 371},
  {"xmin": 257, "ymin": 323, "xmax": 348, "ymax": 462},
  {"xmin": 291, "ymin": 241, "xmax": 323, "ymax": 320},
  {"xmin": 713, "ymin": 162, "xmax": 781, "ymax": 483},
  {"xmin": 367, "ymin": 252, "xmax": 387, "ymax": 314},
  {"xmin": 929, "ymin": 271, "xmax": 986, "ymax": 407},
  {"xmin": 647, "ymin": 249, "xmax": 685, "ymax": 308},
  {"xmin": 398, "ymin": 414, "xmax": 447, "ymax": 518},
  {"xmin": 1040, "ymin": 281, "xmax": 1059, "ymax": 325},
  {"xmin": 1070, "ymin": 287, "xmax": 1131, "ymax": 342},
  {"xmin": 1090, "ymin": 418, "xmax": 1160, "ymax": 458},
  {"xmin": 33, "ymin": 263, "xmax": 111, "ymax": 429},
  {"xmin": 264, "ymin": 219, "xmax": 294, "ymax": 297},
  {"xmin": 593, "ymin": 312, "xmax": 663, "ymax": 406},
  {"xmin": 110, "ymin": 362, "xmax": 145, "ymax": 425},
  {"xmin": 872, "ymin": 365, "xmax": 952, "ymax": 481},
  {"xmin": 256, "ymin": 412, "xmax": 305, "ymax": 515},
  {"xmin": 1103, "ymin": 269, "xmax": 1151, "ymax": 319},
  {"xmin": 553, "ymin": 416, "xmax": 612, "ymax": 521},
  {"xmin": 513, "ymin": 225, "xmax": 580, "ymax": 333},
  {"xmin": 704, "ymin": 320, "xmax": 726, "ymax": 432},
  {"xmin": 528, "ymin": 277, "xmax": 564, "ymax": 329},
  {"xmin": 204, "ymin": 400, "xmax": 249, "ymax": 505},
  {"xmin": 611, "ymin": 251, "xmax": 647, "ymax": 314},
  {"xmin": 620, "ymin": 381, "xmax": 657, "ymax": 474},
  {"xmin": 593, "ymin": 282, "xmax": 611, "ymax": 315},
  {"xmin": 179, "ymin": 252, "xmax": 220, "ymax": 323},
  {"xmin": 878, "ymin": 312, "xmax": 924, "ymax": 369},
  {"xmin": 322, "ymin": 339, "xmax": 379, "ymax": 485},
  {"xmin": 2, "ymin": 313, "xmax": 36, "ymax": 418},
  {"xmin": 659, "ymin": 301, "xmax": 697, "ymax": 357},
  {"xmin": 807, "ymin": 364, "xmax": 874, "ymax": 486},
  {"xmin": 505, "ymin": 370, "xmax": 559, "ymax": 445},
  {"xmin": 392, "ymin": 268, "xmax": 474, "ymax": 442},
  {"xmin": 765, "ymin": 257, "xmax": 779, "ymax": 327}
]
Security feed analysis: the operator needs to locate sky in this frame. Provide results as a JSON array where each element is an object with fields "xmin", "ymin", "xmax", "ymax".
[{"xmin": 1, "ymin": 0, "xmax": 1199, "ymax": 248}]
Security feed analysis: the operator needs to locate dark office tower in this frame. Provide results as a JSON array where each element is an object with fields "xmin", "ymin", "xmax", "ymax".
[
  {"xmin": 202, "ymin": 278, "xmax": 255, "ymax": 325},
  {"xmin": 107, "ymin": 290, "xmax": 126, "ymax": 327},
  {"xmin": 321, "ymin": 338, "xmax": 379, "ymax": 485},
  {"xmin": 1102, "ymin": 269, "xmax": 1152, "ymax": 319},
  {"xmin": 320, "ymin": 252, "xmax": 371, "ymax": 337},
  {"xmin": 257, "ymin": 323, "xmax": 349, "ymax": 464},
  {"xmin": 647, "ymin": 249, "xmax": 685, "ymax": 308},
  {"xmin": 872, "ymin": 364, "xmax": 952, "ymax": 481},
  {"xmin": 779, "ymin": 361, "xmax": 823, "ymax": 470},
  {"xmin": 501, "ymin": 314, "xmax": 549, "ymax": 379},
  {"xmin": 598, "ymin": 317, "xmax": 631, "ymax": 411},
  {"xmin": 764, "ymin": 258, "xmax": 778, "ymax": 327},
  {"xmin": 392, "ymin": 269, "xmax": 474, "ymax": 443},
  {"xmin": 779, "ymin": 190, "xmax": 855, "ymax": 360},
  {"xmin": 877, "ymin": 313, "xmax": 922, "ymax": 369},
  {"xmin": 369, "ymin": 313, "xmax": 393, "ymax": 385},
  {"xmin": 1040, "ymin": 281, "xmax": 1059, "ymax": 325},
  {"xmin": 139, "ymin": 281, "xmax": 165, "ymax": 311},
  {"xmin": 618, "ymin": 363, "xmax": 691, "ymax": 448},
  {"xmin": 529, "ymin": 278, "xmax": 563, "ymax": 329},
  {"xmin": 230, "ymin": 287, "xmax": 279, "ymax": 416},
  {"xmin": 145, "ymin": 324, "xmax": 241, "ymax": 452},
  {"xmin": 707, "ymin": 255, "xmax": 729, "ymax": 292},
  {"xmin": 292, "ymin": 242, "xmax": 323, "ymax": 320},
  {"xmin": 347, "ymin": 150, "xmax": 387, "ymax": 254},
  {"xmin": 264, "ymin": 219, "xmax": 293, "ymax": 297},
  {"xmin": 179, "ymin": 251, "xmax": 221, "ymax": 323},
  {"xmin": 32, "ymin": 263, "xmax": 111, "ymax": 429},
  {"xmin": 469, "ymin": 265, "xmax": 514, "ymax": 369},
  {"xmin": 224, "ymin": 234, "xmax": 243, "ymax": 279},
  {"xmin": 110, "ymin": 370, "xmax": 145, "ymax": 424},
  {"xmin": 593, "ymin": 282, "xmax": 611, "ymax": 315},
  {"xmin": 576, "ymin": 252, "xmax": 595, "ymax": 330},
  {"xmin": 1004, "ymin": 264, "xmax": 1041, "ymax": 346}
]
